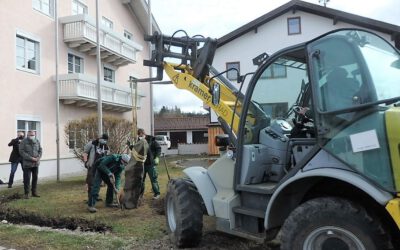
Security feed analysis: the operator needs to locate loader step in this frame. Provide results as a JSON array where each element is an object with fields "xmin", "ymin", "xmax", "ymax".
[
  {"xmin": 216, "ymin": 218, "xmax": 265, "ymax": 243},
  {"xmin": 233, "ymin": 206, "xmax": 265, "ymax": 218}
]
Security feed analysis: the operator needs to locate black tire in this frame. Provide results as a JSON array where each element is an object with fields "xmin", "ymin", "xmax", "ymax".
[
  {"xmin": 165, "ymin": 178, "xmax": 203, "ymax": 248},
  {"xmin": 280, "ymin": 197, "xmax": 393, "ymax": 250}
]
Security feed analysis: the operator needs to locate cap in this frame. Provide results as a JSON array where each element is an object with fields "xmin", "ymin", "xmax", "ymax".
[
  {"xmin": 121, "ymin": 154, "xmax": 130, "ymax": 164},
  {"xmin": 101, "ymin": 133, "xmax": 109, "ymax": 140}
]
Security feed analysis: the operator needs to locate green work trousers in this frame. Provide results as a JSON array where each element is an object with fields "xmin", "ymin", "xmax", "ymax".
[
  {"xmin": 88, "ymin": 171, "xmax": 115, "ymax": 207},
  {"xmin": 141, "ymin": 165, "xmax": 160, "ymax": 196}
]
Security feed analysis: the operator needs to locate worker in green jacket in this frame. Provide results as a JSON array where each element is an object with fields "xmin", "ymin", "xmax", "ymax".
[{"xmin": 87, "ymin": 154, "xmax": 130, "ymax": 213}]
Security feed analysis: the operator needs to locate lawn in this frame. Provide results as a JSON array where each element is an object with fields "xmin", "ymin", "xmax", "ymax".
[{"xmin": 0, "ymin": 155, "xmax": 197, "ymax": 249}]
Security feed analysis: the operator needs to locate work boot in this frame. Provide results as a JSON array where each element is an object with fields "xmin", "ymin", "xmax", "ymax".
[
  {"xmin": 87, "ymin": 206, "xmax": 97, "ymax": 213},
  {"xmin": 106, "ymin": 203, "xmax": 119, "ymax": 208},
  {"xmin": 153, "ymin": 194, "xmax": 160, "ymax": 200},
  {"xmin": 8, "ymin": 185, "xmax": 12, "ymax": 188},
  {"xmin": 32, "ymin": 193, "xmax": 40, "ymax": 198},
  {"xmin": 24, "ymin": 194, "xmax": 29, "ymax": 199}
]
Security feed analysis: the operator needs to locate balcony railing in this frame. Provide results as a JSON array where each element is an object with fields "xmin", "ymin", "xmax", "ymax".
[
  {"xmin": 58, "ymin": 74, "xmax": 142, "ymax": 112},
  {"xmin": 59, "ymin": 14, "xmax": 143, "ymax": 66}
]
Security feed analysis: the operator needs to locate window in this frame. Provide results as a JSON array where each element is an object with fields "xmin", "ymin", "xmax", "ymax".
[
  {"xmin": 17, "ymin": 120, "xmax": 40, "ymax": 139},
  {"xmin": 259, "ymin": 102, "xmax": 288, "ymax": 119},
  {"xmin": 16, "ymin": 35, "xmax": 40, "ymax": 74},
  {"xmin": 72, "ymin": 0, "xmax": 87, "ymax": 15},
  {"xmin": 68, "ymin": 53, "xmax": 83, "ymax": 73},
  {"xmin": 124, "ymin": 30, "xmax": 133, "ymax": 40},
  {"xmin": 226, "ymin": 62, "xmax": 240, "ymax": 81},
  {"xmin": 244, "ymin": 55, "xmax": 308, "ymax": 144},
  {"xmin": 102, "ymin": 17, "xmax": 113, "ymax": 30},
  {"xmin": 287, "ymin": 17, "xmax": 301, "ymax": 35},
  {"xmin": 261, "ymin": 63, "xmax": 287, "ymax": 79},
  {"xmin": 104, "ymin": 67, "xmax": 115, "ymax": 82},
  {"xmin": 33, "ymin": 0, "xmax": 54, "ymax": 17}
]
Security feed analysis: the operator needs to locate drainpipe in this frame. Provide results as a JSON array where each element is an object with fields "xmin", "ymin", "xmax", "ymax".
[
  {"xmin": 148, "ymin": 0, "xmax": 154, "ymax": 135},
  {"xmin": 55, "ymin": 0, "xmax": 60, "ymax": 182},
  {"xmin": 96, "ymin": 0, "xmax": 103, "ymax": 136}
]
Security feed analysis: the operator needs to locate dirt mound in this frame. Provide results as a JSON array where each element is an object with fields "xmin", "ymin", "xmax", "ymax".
[{"xmin": 149, "ymin": 197, "xmax": 165, "ymax": 215}]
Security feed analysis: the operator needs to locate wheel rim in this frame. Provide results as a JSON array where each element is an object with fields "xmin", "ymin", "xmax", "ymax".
[
  {"xmin": 303, "ymin": 226, "xmax": 366, "ymax": 250},
  {"xmin": 167, "ymin": 194, "xmax": 177, "ymax": 232}
]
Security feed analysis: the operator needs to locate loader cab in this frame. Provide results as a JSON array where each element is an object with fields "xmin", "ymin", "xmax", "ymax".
[
  {"xmin": 236, "ymin": 29, "xmax": 400, "ymax": 193},
  {"xmin": 235, "ymin": 44, "xmax": 314, "ymax": 188}
]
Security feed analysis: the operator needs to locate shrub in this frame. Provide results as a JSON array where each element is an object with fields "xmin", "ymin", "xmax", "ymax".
[{"xmin": 64, "ymin": 114, "xmax": 133, "ymax": 162}]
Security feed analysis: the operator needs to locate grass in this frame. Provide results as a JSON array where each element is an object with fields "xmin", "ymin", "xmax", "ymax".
[{"xmin": 0, "ymin": 155, "xmax": 200, "ymax": 249}]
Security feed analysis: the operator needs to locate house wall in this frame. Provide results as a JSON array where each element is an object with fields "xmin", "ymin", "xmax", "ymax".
[
  {"xmin": 0, "ymin": 0, "xmax": 151, "ymax": 182},
  {"xmin": 211, "ymin": 10, "xmax": 396, "ymax": 123}
]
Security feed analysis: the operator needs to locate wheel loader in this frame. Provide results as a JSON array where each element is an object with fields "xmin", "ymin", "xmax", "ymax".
[{"xmin": 137, "ymin": 29, "xmax": 400, "ymax": 249}]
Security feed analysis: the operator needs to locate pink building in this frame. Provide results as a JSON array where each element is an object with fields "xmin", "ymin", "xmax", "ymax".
[{"xmin": 0, "ymin": 0, "xmax": 159, "ymax": 182}]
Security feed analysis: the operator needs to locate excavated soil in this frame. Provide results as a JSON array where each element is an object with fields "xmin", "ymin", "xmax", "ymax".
[
  {"xmin": 0, "ymin": 193, "xmax": 280, "ymax": 249},
  {"xmin": 0, "ymin": 193, "xmax": 111, "ymax": 233}
]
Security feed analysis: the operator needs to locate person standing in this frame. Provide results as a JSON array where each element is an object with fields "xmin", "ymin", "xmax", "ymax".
[
  {"xmin": 83, "ymin": 133, "xmax": 109, "ymax": 201},
  {"xmin": 139, "ymin": 129, "xmax": 161, "ymax": 200},
  {"xmin": 19, "ymin": 131, "xmax": 42, "ymax": 199},
  {"xmin": 7, "ymin": 132, "xmax": 25, "ymax": 188},
  {"xmin": 87, "ymin": 154, "xmax": 130, "ymax": 213}
]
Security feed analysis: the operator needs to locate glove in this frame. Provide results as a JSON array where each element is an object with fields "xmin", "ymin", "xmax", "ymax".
[{"xmin": 154, "ymin": 157, "xmax": 159, "ymax": 165}]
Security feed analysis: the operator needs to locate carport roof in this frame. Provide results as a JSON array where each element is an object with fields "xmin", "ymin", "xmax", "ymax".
[{"xmin": 154, "ymin": 115, "xmax": 209, "ymax": 131}]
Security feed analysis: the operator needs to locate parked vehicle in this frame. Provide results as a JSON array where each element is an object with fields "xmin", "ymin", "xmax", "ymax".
[{"xmin": 155, "ymin": 135, "xmax": 171, "ymax": 149}]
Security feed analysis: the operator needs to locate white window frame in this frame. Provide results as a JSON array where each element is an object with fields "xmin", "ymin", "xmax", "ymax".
[
  {"xmin": 32, "ymin": 0, "xmax": 54, "ymax": 18},
  {"xmin": 226, "ymin": 62, "xmax": 240, "ymax": 81},
  {"xmin": 103, "ymin": 65, "xmax": 116, "ymax": 83},
  {"xmin": 68, "ymin": 53, "xmax": 84, "ymax": 74},
  {"xmin": 124, "ymin": 30, "xmax": 133, "ymax": 40},
  {"xmin": 101, "ymin": 17, "xmax": 114, "ymax": 30},
  {"xmin": 16, "ymin": 30, "xmax": 41, "ymax": 75},
  {"xmin": 72, "ymin": 0, "xmax": 88, "ymax": 15},
  {"xmin": 16, "ymin": 115, "xmax": 42, "ymax": 143},
  {"xmin": 287, "ymin": 17, "xmax": 301, "ymax": 35}
]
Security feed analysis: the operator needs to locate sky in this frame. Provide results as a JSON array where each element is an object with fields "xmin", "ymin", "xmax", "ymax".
[{"xmin": 150, "ymin": 0, "xmax": 400, "ymax": 113}]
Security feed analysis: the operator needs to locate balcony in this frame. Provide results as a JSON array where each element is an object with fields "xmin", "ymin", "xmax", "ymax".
[
  {"xmin": 58, "ymin": 74, "xmax": 143, "ymax": 112},
  {"xmin": 59, "ymin": 14, "xmax": 143, "ymax": 67}
]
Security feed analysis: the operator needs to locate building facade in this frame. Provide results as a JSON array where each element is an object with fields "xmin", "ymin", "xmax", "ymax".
[
  {"xmin": 210, "ymin": 0, "xmax": 400, "ymax": 124},
  {"xmin": 0, "ymin": 0, "xmax": 158, "ymax": 182},
  {"xmin": 154, "ymin": 115, "xmax": 209, "ymax": 148}
]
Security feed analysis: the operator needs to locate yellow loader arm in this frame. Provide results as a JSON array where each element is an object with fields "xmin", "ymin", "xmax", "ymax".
[
  {"xmin": 163, "ymin": 62, "xmax": 241, "ymax": 135},
  {"xmin": 135, "ymin": 31, "xmax": 249, "ymax": 141}
]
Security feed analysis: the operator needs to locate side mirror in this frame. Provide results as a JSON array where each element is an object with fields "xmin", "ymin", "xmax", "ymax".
[
  {"xmin": 211, "ymin": 83, "xmax": 220, "ymax": 105},
  {"xmin": 215, "ymin": 134, "xmax": 229, "ymax": 147}
]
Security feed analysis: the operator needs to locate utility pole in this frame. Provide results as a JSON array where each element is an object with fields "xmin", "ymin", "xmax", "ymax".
[
  {"xmin": 55, "ymin": 0, "xmax": 60, "ymax": 182},
  {"xmin": 96, "ymin": 0, "xmax": 103, "ymax": 136},
  {"xmin": 148, "ymin": 0, "xmax": 154, "ymax": 135}
]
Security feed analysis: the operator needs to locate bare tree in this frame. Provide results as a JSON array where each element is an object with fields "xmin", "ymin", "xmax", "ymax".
[{"xmin": 65, "ymin": 114, "xmax": 133, "ymax": 162}]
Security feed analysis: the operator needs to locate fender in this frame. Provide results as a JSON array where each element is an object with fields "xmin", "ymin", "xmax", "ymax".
[
  {"xmin": 264, "ymin": 167, "xmax": 394, "ymax": 229},
  {"xmin": 183, "ymin": 166, "xmax": 217, "ymax": 216}
]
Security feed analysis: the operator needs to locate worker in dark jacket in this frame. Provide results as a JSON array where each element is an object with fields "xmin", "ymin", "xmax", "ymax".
[
  {"xmin": 19, "ymin": 131, "xmax": 42, "ymax": 199},
  {"xmin": 83, "ymin": 133, "xmax": 109, "ymax": 201},
  {"xmin": 7, "ymin": 132, "xmax": 25, "ymax": 188},
  {"xmin": 87, "ymin": 154, "xmax": 130, "ymax": 213},
  {"xmin": 138, "ymin": 129, "xmax": 161, "ymax": 199}
]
